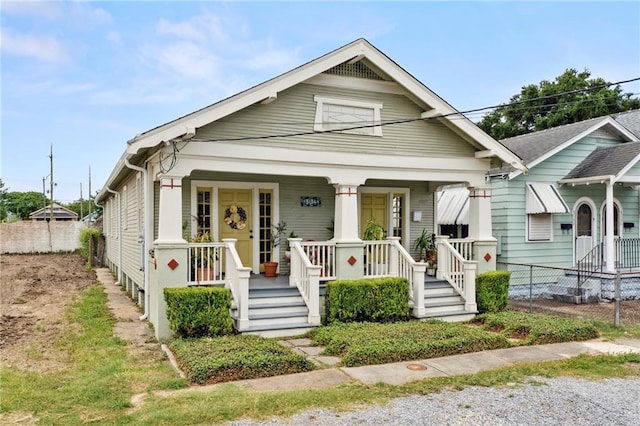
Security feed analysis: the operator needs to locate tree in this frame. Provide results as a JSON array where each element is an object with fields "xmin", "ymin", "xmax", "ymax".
[
  {"xmin": 0, "ymin": 179, "xmax": 7, "ymax": 221},
  {"xmin": 64, "ymin": 199, "xmax": 102, "ymax": 219},
  {"xmin": 3, "ymin": 191, "xmax": 48, "ymax": 219},
  {"xmin": 478, "ymin": 69, "xmax": 640, "ymax": 140}
]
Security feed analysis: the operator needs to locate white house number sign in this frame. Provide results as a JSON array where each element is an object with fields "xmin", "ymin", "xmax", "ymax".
[{"xmin": 300, "ymin": 196, "xmax": 322, "ymax": 207}]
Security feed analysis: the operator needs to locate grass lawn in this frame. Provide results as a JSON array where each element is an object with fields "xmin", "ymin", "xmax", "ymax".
[{"xmin": 2, "ymin": 285, "xmax": 638, "ymax": 425}]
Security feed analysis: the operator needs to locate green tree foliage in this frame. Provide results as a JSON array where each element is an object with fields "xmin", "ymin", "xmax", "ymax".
[
  {"xmin": 0, "ymin": 179, "xmax": 7, "ymax": 221},
  {"xmin": 478, "ymin": 69, "xmax": 640, "ymax": 140},
  {"xmin": 3, "ymin": 191, "xmax": 48, "ymax": 219},
  {"xmin": 65, "ymin": 199, "xmax": 102, "ymax": 219}
]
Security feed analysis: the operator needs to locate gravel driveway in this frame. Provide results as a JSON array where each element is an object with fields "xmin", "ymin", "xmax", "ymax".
[{"xmin": 229, "ymin": 376, "xmax": 640, "ymax": 425}]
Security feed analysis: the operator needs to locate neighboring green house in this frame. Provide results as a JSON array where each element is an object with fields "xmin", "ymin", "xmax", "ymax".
[{"xmin": 488, "ymin": 109, "xmax": 640, "ymax": 273}]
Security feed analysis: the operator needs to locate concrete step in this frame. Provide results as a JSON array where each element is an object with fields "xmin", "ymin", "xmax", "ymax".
[
  {"xmin": 420, "ymin": 311, "xmax": 477, "ymax": 322},
  {"xmin": 425, "ymin": 294, "xmax": 465, "ymax": 304},
  {"xmin": 249, "ymin": 288, "xmax": 301, "ymax": 299},
  {"xmin": 241, "ymin": 323, "xmax": 318, "ymax": 338},
  {"xmin": 424, "ymin": 300, "xmax": 466, "ymax": 314},
  {"xmin": 246, "ymin": 304, "xmax": 309, "ymax": 316},
  {"xmin": 248, "ymin": 295, "xmax": 305, "ymax": 307},
  {"xmin": 248, "ymin": 315, "xmax": 310, "ymax": 328}
]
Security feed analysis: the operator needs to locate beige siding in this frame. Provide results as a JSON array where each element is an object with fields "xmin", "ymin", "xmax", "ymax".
[
  {"xmin": 117, "ymin": 172, "xmax": 144, "ymax": 288},
  {"xmin": 196, "ymin": 83, "xmax": 476, "ymax": 157}
]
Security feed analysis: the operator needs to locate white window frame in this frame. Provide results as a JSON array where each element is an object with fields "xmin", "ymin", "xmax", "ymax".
[
  {"xmin": 313, "ymin": 95, "xmax": 383, "ymax": 136},
  {"xmin": 527, "ymin": 213, "xmax": 553, "ymax": 242}
]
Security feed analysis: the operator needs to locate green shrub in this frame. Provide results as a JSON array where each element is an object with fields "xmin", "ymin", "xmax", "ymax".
[
  {"xmin": 474, "ymin": 311, "xmax": 599, "ymax": 345},
  {"xmin": 309, "ymin": 321, "xmax": 511, "ymax": 367},
  {"xmin": 169, "ymin": 335, "xmax": 314, "ymax": 384},
  {"xmin": 79, "ymin": 227, "xmax": 102, "ymax": 261},
  {"xmin": 476, "ymin": 270, "xmax": 511, "ymax": 313},
  {"xmin": 164, "ymin": 287, "xmax": 233, "ymax": 338},
  {"xmin": 324, "ymin": 277, "xmax": 410, "ymax": 324}
]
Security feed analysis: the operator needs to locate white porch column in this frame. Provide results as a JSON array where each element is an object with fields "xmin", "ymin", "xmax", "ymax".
[
  {"xmin": 333, "ymin": 183, "xmax": 365, "ymax": 280},
  {"xmin": 468, "ymin": 186, "xmax": 497, "ymax": 273},
  {"xmin": 605, "ymin": 179, "xmax": 615, "ymax": 272},
  {"xmin": 156, "ymin": 175, "xmax": 186, "ymax": 244}
]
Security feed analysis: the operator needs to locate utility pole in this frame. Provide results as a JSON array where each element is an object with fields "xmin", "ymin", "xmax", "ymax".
[
  {"xmin": 42, "ymin": 177, "xmax": 47, "ymax": 208},
  {"xmin": 88, "ymin": 166, "xmax": 92, "ymax": 220},
  {"xmin": 80, "ymin": 182, "xmax": 84, "ymax": 220},
  {"xmin": 49, "ymin": 144, "xmax": 54, "ymax": 222}
]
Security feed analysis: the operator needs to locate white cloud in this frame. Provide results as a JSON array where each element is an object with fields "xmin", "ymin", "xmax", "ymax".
[
  {"xmin": 106, "ymin": 30, "xmax": 122, "ymax": 44},
  {"xmin": 0, "ymin": 1, "xmax": 63, "ymax": 20},
  {"xmin": 156, "ymin": 14, "xmax": 226, "ymax": 43},
  {"xmin": 0, "ymin": 28, "xmax": 68, "ymax": 63}
]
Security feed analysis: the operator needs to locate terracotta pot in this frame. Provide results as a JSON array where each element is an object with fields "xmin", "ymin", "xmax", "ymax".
[
  {"xmin": 196, "ymin": 267, "xmax": 215, "ymax": 281},
  {"xmin": 264, "ymin": 262, "xmax": 278, "ymax": 277}
]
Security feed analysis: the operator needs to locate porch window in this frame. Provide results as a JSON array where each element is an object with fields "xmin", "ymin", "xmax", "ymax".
[
  {"xmin": 259, "ymin": 190, "xmax": 273, "ymax": 264},
  {"xmin": 313, "ymin": 96, "xmax": 382, "ymax": 136},
  {"xmin": 392, "ymin": 194, "xmax": 404, "ymax": 242},
  {"xmin": 528, "ymin": 213, "xmax": 552, "ymax": 241},
  {"xmin": 196, "ymin": 188, "xmax": 212, "ymax": 236}
]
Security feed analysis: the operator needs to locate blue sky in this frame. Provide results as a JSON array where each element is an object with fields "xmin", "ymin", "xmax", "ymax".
[{"xmin": 2, "ymin": 1, "xmax": 639, "ymax": 203}]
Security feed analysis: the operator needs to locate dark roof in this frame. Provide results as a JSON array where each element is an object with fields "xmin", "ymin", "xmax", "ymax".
[
  {"xmin": 562, "ymin": 142, "xmax": 640, "ymax": 180},
  {"xmin": 489, "ymin": 109, "xmax": 640, "ymax": 176}
]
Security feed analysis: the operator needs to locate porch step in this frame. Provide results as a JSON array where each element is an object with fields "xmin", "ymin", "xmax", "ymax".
[
  {"xmin": 421, "ymin": 311, "xmax": 477, "ymax": 322},
  {"xmin": 424, "ymin": 300, "xmax": 466, "ymax": 315},
  {"xmin": 241, "ymin": 323, "xmax": 316, "ymax": 338}
]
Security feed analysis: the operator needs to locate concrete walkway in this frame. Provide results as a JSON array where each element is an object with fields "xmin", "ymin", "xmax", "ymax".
[{"xmin": 96, "ymin": 268, "xmax": 640, "ymax": 397}]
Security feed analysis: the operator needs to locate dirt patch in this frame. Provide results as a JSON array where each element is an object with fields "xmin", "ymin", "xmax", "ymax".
[
  {"xmin": 508, "ymin": 298, "xmax": 640, "ymax": 325},
  {"xmin": 0, "ymin": 253, "xmax": 96, "ymax": 372}
]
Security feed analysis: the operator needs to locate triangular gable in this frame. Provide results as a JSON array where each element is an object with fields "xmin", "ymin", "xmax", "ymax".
[
  {"xmin": 125, "ymin": 38, "xmax": 524, "ymax": 171},
  {"xmin": 501, "ymin": 115, "xmax": 640, "ymax": 180},
  {"xmin": 30, "ymin": 203, "xmax": 78, "ymax": 220}
]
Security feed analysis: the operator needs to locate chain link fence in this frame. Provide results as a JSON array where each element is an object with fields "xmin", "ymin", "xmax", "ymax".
[{"xmin": 497, "ymin": 262, "xmax": 640, "ymax": 326}]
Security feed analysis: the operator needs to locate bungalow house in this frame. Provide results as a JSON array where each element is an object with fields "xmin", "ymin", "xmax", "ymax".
[
  {"xmin": 97, "ymin": 38, "xmax": 525, "ymax": 340},
  {"xmin": 29, "ymin": 203, "xmax": 79, "ymax": 221},
  {"xmin": 487, "ymin": 109, "xmax": 640, "ymax": 298}
]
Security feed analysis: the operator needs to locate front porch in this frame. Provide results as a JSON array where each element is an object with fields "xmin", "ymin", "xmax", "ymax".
[{"xmin": 178, "ymin": 237, "xmax": 480, "ymax": 337}]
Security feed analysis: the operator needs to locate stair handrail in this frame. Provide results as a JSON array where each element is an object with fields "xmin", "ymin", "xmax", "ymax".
[
  {"xmin": 437, "ymin": 236, "xmax": 477, "ymax": 310},
  {"xmin": 388, "ymin": 237, "xmax": 426, "ymax": 317},
  {"xmin": 288, "ymin": 239, "xmax": 321, "ymax": 325},
  {"xmin": 222, "ymin": 238, "xmax": 251, "ymax": 331},
  {"xmin": 576, "ymin": 242, "xmax": 603, "ymax": 290}
]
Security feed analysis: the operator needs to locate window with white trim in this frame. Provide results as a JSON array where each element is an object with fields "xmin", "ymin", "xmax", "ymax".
[
  {"xmin": 313, "ymin": 96, "xmax": 382, "ymax": 136},
  {"xmin": 527, "ymin": 213, "xmax": 552, "ymax": 241}
]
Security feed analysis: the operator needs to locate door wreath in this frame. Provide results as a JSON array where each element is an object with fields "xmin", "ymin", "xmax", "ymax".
[{"xmin": 224, "ymin": 204, "xmax": 247, "ymax": 230}]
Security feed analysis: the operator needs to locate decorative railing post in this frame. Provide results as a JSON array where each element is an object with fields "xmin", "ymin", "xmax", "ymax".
[
  {"xmin": 436, "ymin": 235, "xmax": 449, "ymax": 280},
  {"xmin": 223, "ymin": 238, "xmax": 251, "ymax": 331},
  {"xmin": 412, "ymin": 262, "xmax": 426, "ymax": 317},
  {"xmin": 387, "ymin": 237, "xmax": 400, "ymax": 277},
  {"xmin": 289, "ymin": 238, "xmax": 303, "ymax": 287},
  {"xmin": 237, "ymin": 268, "xmax": 250, "ymax": 331},
  {"xmin": 463, "ymin": 261, "xmax": 477, "ymax": 312},
  {"xmin": 308, "ymin": 267, "xmax": 321, "ymax": 325}
]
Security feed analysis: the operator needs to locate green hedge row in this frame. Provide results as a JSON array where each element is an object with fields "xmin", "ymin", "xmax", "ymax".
[
  {"xmin": 170, "ymin": 335, "xmax": 314, "ymax": 384},
  {"xmin": 163, "ymin": 287, "xmax": 233, "ymax": 338},
  {"xmin": 476, "ymin": 270, "xmax": 511, "ymax": 313},
  {"xmin": 309, "ymin": 321, "xmax": 511, "ymax": 367},
  {"xmin": 79, "ymin": 227, "xmax": 102, "ymax": 262},
  {"xmin": 324, "ymin": 277, "xmax": 410, "ymax": 324},
  {"xmin": 474, "ymin": 311, "xmax": 599, "ymax": 345}
]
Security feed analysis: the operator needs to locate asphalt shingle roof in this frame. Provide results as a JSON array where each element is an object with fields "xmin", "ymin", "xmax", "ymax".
[
  {"xmin": 562, "ymin": 142, "xmax": 640, "ymax": 180},
  {"xmin": 489, "ymin": 109, "xmax": 640, "ymax": 176}
]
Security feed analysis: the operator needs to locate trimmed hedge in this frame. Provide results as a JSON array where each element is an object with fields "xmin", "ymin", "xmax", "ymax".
[
  {"xmin": 474, "ymin": 311, "xmax": 599, "ymax": 345},
  {"xmin": 169, "ymin": 335, "xmax": 314, "ymax": 384},
  {"xmin": 476, "ymin": 270, "xmax": 511, "ymax": 313},
  {"xmin": 164, "ymin": 287, "xmax": 233, "ymax": 338},
  {"xmin": 309, "ymin": 321, "xmax": 511, "ymax": 367},
  {"xmin": 324, "ymin": 277, "xmax": 410, "ymax": 324}
]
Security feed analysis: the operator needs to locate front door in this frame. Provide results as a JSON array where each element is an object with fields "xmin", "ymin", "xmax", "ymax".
[
  {"xmin": 575, "ymin": 202, "xmax": 593, "ymax": 262},
  {"xmin": 219, "ymin": 189, "xmax": 253, "ymax": 267},
  {"xmin": 361, "ymin": 193, "xmax": 388, "ymax": 238}
]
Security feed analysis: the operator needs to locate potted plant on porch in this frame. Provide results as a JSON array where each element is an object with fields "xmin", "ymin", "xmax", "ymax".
[
  {"xmin": 191, "ymin": 231, "xmax": 216, "ymax": 281},
  {"xmin": 264, "ymin": 221, "xmax": 287, "ymax": 277},
  {"xmin": 363, "ymin": 218, "xmax": 386, "ymax": 274},
  {"xmin": 414, "ymin": 229, "xmax": 437, "ymax": 275}
]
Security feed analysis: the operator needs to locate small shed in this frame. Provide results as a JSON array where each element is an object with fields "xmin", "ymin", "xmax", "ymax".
[{"xmin": 29, "ymin": 203, "xmax": 79, "ymax": 221}]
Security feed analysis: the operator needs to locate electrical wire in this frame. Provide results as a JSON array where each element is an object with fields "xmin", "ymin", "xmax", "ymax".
[{"xmin": 186, "ymin": 77, "xmax": 640, "ymax": 143}]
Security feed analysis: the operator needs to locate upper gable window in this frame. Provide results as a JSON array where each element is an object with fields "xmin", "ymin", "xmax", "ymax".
[{"xmin": 313, "ymin": 96, "xmax": 383, "ymax": 136}]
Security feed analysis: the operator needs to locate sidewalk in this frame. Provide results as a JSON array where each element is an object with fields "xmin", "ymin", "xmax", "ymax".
[{"xmin": 96, "ymin": 268, "xmax": 640, "ymax": 395}]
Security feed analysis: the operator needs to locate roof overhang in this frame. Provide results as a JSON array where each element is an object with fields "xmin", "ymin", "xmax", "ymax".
[{"xmin": 526, "ymin": 183, "xmax": 569, "ymax": 214}]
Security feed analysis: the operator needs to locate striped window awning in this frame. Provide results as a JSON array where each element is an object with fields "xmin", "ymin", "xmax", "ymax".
[
  {"xmin": 526, "ymin": 183, "xmax": 569, "ymax": 214},
  {"xmin": 437, "ymin": 186, "xmax": 469, "ymax": 225}
]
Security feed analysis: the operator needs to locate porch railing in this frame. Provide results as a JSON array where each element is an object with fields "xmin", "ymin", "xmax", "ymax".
[
  {"xmin": 222, "ymin": 239, "xmax": 251, "ymax": 331},
  {"xmin": 288, "ymin": 239, "xmax": 321, "ymax": 325},
  {"xmin": 187, "ymin": 242, "xmax": 225, "ymax": 285},
  {"xmin": 617, "ymin": 237, "xmax": 640, "ymax": 269},
  {"xmin": 576, "ymin": 242, "xmax": 603, "ymax": 289},
  {"xmin": 363, "ymin": 240, "xmax": 390, "ymax": 277},
  {"xmin": 299, "ymin": 240, "xmax": 336, "ymax": 280},
  {"xmin": 437, "ymin": 236, "xmax": 477, "ymax": 311},
  {"xmin": 387, "ymin": 237, "xmax": 427, "ymax": 317},
  {"xmin": 449, "ymin": 238, "xmax": 474, "ymax": 261}
]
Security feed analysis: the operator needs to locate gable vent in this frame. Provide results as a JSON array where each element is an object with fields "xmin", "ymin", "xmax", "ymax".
[{"xmin": 324, "ymin": 61, "xmax": 386, "ymax": 80}]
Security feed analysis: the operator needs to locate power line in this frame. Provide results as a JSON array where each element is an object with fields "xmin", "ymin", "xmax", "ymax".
[{"xmin": 188, "ymin": 77, "xmax": 640, "ymax": 143}]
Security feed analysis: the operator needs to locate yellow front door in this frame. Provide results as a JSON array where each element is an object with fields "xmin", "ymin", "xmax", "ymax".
[
  {"xmin": 361, "ymin": 193, "xmax": 388, "ymax": 238},
  {"xmin": 219, "ymin": 189, "xmax": 253, "ymax": 267}
]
